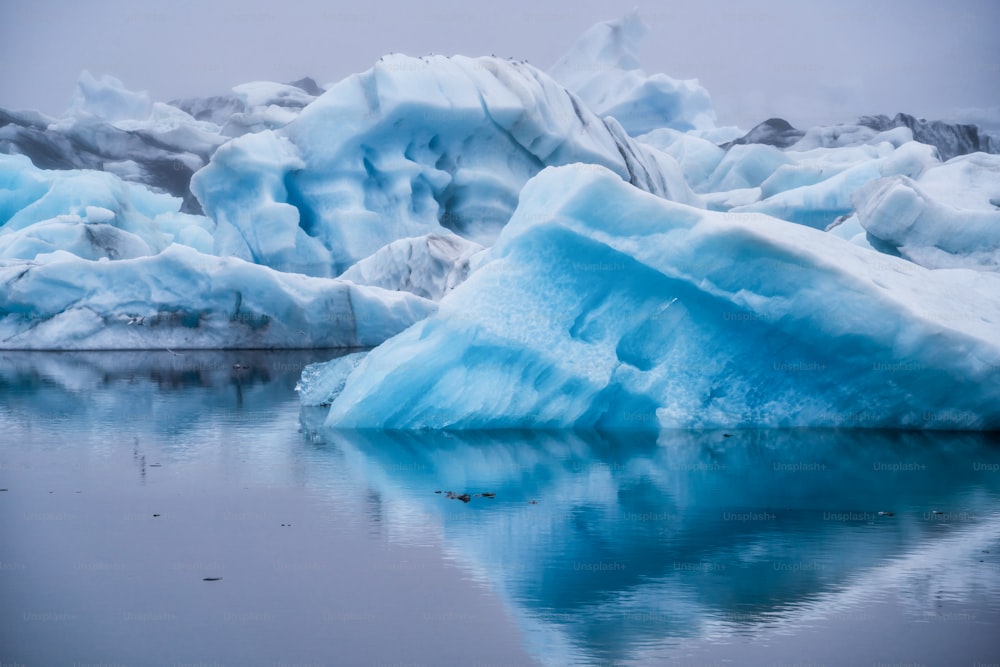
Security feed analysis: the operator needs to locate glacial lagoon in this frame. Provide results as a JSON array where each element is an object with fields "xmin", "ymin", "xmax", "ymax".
[{"xmin": 1, "ymin": 351, "xmax": 998, "ymax": 666}]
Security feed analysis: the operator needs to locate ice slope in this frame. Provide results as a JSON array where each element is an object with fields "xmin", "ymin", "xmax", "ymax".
[
  {"xmin": 321, "ymin": 165, "xmax": 1000, "ymax": 430},
  {"xmin": 549, "ymin": 11, "xmax": 716, "ymax": 135},
  {"xmin": 854, "ymin": 152, "xmax": 1000, "ymax": 270},
  {"xmin": 0, "ymin": 244, "xmax": 433, "ymax": 350},
  {"xmin": 195, "ymin": 53, "xmax": 697, "ymax": 276}
]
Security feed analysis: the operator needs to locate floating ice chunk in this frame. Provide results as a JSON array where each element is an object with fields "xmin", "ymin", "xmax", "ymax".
[
  {"xmin": 789, "ymin": 125, "xmax": 913, "ymax": 151},
  {"xmin": 320, "ymin": 164, "xmax": 1000, "ymax": 430},
  {"xmin": 296, "ymin": 351, "xmax": 369, "ymax": 406},
  {"xmin": 701, "ymin": 144, "xmax": 792, "ymax": 194},
  {"xmin": 637, "ymin": 128, "xmax": 726, "ymax": 191},
  {"xmin": 0, "ymin": 217, "xmax": 155, "ymax": 261},
  {"xmin": 232, "ymin": 81, "xmax": 317, "ymax": 110},
  {"xmin": 730, "ymin": 141, "xmax": 939, "ymax": 228}
]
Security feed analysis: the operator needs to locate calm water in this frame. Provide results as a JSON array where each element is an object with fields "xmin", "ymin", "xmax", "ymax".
[{"xmin": 1, "ymin": 351, "xmax": 999, "ymax": 667}]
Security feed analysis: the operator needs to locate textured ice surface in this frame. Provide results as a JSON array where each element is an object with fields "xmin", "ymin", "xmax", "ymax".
[
  {"xmin": 296, "ymin": 351, "xmax": 369, "ymax": 406},
  {"xmin": 201, "ymin": 52, "xmax": 697, "ymax": 275},
  {"xmin": 321, "ymin": 165, "xmax": 1000, "ymax": 430},
  {"xmin": 189, "ymin": 130, "xmax": 332, "ymax": 275}
]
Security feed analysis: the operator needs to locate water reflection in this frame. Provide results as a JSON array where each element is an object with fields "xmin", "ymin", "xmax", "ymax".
[
  {"xmin": 0, "ymin": 348, "xmax": 347, "ymax": 443},
  {"xmin": 2, "ymin": 352, "xmax": 998, "ymax": 666},
  {"xmin": 302, "ymin": 418, "xmax": 1000, "ymax": 665}
]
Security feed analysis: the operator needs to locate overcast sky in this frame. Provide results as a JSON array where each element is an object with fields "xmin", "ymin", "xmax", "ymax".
[{"xmin": 2, "ymin": 0, "xmax": 998, "ymax": 130}]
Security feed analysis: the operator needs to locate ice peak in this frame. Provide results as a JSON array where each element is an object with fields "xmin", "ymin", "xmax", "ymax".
[
  {"xmin": 549, "ymin": 12, "xmax": 716, "ymax": 135},
  {"xmin": 552, "ymin": 10, "xmax": 647, "ymax": 74},
  {"xmin": 66, "ymin": 70, "xmax": 153, "ymax": 122}
]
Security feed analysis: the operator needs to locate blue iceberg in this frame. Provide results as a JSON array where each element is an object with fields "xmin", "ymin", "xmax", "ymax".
[{"xmin": 318, "ymin": 164, "xmax": 1000, "ymax": 430}]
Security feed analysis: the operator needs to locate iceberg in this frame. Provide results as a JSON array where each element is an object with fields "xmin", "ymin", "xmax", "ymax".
[
  {"xmin": 858, "ymin": 112, "xmax": 1000, "ymax": 161},
  {"xmin": 0, "ymin": 72, "xmax": 321, "ymax": 216},
  {"xmin": 2, "ymin": 12, "xmax": 998, "ymax": 366},
  {"xmin": 1, "ymin": 72, "xmax": 226, "ymax": 214},
  {"xmin": 0, "ymin": 153, "xmax": 215, "ymax": 259},
  {"xmin": 169, "ymin": 77, "xmax": 324, "ymax": 135},
  {"xmin": 0, "ymin": 244, "xmax": 433, "ymax": 349},
  {"xmin": 320, "ymin": 164, "xmax": 1000, "ymax": 430},
  {"xmin": 637, "ymin": 128, "xmax": 726, "ymax": 191}
]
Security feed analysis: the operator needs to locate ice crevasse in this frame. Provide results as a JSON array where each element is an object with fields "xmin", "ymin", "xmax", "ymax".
[{"xmin": 310, "ymin": 164, "xmax": 1000, "ymax": 430}]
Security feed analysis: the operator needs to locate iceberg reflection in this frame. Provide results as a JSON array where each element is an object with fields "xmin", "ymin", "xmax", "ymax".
[{"xmin": 303, "ymin": 421, "xmax": 1000, "ymax": 665}]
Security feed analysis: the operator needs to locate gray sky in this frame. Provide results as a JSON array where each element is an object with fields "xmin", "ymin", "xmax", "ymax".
[{"xmin": 2, "ymin": 0, "xmax": 998, "ymax": 130}]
